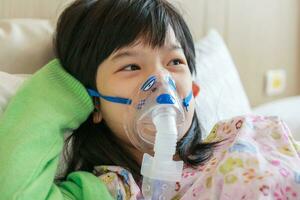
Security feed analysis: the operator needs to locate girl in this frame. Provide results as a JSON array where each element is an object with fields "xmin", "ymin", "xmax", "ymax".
[{"xmin": 0, "ymin": 0, "xmax": 299, "ymax": 199}]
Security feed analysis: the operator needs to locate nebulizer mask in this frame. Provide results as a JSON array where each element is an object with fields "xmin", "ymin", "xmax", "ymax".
[{"xmin": 87, "ymin": 71, "xmax": 193, "ymax": 200}]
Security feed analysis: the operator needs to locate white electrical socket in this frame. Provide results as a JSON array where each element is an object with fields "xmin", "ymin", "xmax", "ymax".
[{"xmin": 265, "ymin": 69, "xmax": 286, "ymax": 96}]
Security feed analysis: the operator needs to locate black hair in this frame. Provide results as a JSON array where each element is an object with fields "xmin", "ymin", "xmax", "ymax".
[{"xmin": 54, "ymin": 0, "xmax": 220, "ymax": 182}]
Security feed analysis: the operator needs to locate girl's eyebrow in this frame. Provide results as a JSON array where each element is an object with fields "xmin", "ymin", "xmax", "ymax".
[
  {"xmin": 111, "ymin": 50, "xmax": 140, "ymax": 61},
  {"xmin": 168, "ymin": 44, "xmax": 183, "ymax": 51},
  {"xmin": 111, "ymin": 44, "xmax": 183, "ymax": 61}
]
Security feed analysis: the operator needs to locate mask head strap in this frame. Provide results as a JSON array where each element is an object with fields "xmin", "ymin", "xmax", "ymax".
[
  {"xmin": 182, "ymin": 91, "xmax": 193, "ymax": 112},
  {"xmin": 87, "ymin": 88, "xmax": 132, "ymax": 105}
]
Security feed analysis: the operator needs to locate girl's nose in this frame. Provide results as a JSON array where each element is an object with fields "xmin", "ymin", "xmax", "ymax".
[{"xmin": 149, "ymin": 64, "xmax": 170, "ymax": 79}]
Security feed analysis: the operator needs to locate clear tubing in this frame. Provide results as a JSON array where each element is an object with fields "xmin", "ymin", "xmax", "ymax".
[{"xmin": 153, "ymin": 106, "xmax": 177, "ymax": 161}]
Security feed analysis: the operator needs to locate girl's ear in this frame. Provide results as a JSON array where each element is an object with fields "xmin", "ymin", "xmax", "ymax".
[
  {"xmin": 192, "ymin": 81, "xmax": 200, "ymax": 97},
  {"xmin": 92, "ymin": 97, "xmax": 102, "ymax": 124}
]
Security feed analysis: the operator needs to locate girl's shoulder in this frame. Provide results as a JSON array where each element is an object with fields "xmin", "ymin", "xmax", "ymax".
[
  {"xmin": 204, "ymin": 114, "xmax": 288, "ymax": 143},
  {"xmin": 203, "ymin": 114, "xmax": 300, "ymax": 160}
]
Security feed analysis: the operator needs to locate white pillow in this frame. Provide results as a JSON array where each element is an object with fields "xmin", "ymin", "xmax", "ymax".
[
  {"xmin": 193, "ymin": 30, "xmax": 251, "ymax": 139},
  {"xmin": 0, "ymin": 19, "xmax": 54, "ymax": 74},
  {"xmin": 0, "ymin": 71, "xmax": 31, "ymax": 116}
]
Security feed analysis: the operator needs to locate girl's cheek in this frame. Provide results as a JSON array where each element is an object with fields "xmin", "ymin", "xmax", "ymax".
[
  {"xmin": 101, "ymin": 104, "xmax": 130, "ymax": 140},
  {"xmin": 100, "ymin": 100, "xmax": 124, "ymax": 125}
]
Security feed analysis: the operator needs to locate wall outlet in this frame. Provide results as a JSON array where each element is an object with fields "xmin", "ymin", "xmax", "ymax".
[{"xmin": 265, "ymin": 69, "xmax": 286, "ymax": 96}]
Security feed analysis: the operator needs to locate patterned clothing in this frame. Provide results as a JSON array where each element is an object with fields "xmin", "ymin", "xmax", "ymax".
[{"xmin": 93, "ymin": 115, "xmax": 300, "ymax": 200}]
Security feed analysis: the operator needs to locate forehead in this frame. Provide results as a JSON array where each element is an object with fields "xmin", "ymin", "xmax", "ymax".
[
  {"xmin": 115, "ymin": 27, "xmax": 181, "ymax": 52},
  {"xmin": 163, "ymin": 27, "xmax": 180, "ymax": 46}
]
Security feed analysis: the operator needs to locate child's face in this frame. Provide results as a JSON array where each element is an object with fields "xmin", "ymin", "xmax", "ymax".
[{"xmin": 95, "ymin": 28, "xmax": 195, "ymax": 161}]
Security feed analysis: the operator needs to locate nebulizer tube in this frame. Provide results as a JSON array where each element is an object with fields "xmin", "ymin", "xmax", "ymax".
[{"xmin": 141, "ymin": 105, "xmax": 183, "ymax": 200}]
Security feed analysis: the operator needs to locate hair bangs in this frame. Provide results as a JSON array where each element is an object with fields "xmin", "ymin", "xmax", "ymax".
[{"xmin": 105, "ymin": 0, "xmax": 172, "ymax": 53}]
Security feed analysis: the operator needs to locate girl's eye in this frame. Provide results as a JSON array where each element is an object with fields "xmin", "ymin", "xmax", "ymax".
[
  {"xmin": 169, "ymin": 58, "xmax": 184, "ymax": 66},
  {"xmin": 121, "ymin": 64, "xmax": 141, "ymax": 71}
]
